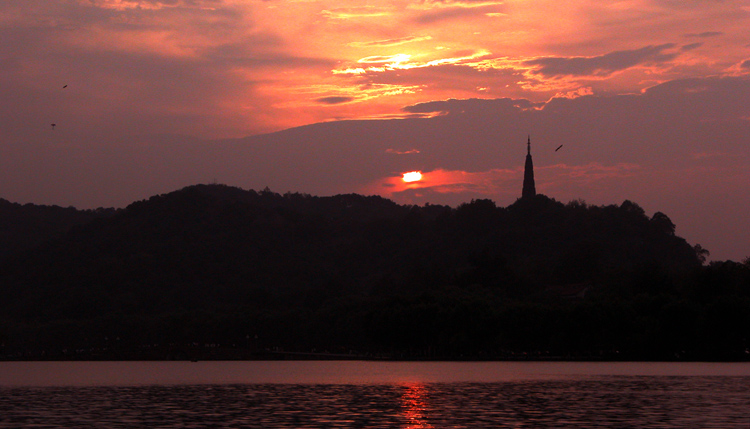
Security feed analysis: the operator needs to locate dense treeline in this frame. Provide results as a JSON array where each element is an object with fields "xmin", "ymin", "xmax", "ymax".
[
  {"xmin": 0, "ymin": 184, "xmax": 748, "ymax": 361},
  {"xmin": 0, "ymin": 198, "xmax": 116, "ymax": 260}
]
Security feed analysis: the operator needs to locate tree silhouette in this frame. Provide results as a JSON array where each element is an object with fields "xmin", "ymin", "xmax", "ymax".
[{"xmin": 0, "ymin": 185, "xmax": 746, "ymax": 361}]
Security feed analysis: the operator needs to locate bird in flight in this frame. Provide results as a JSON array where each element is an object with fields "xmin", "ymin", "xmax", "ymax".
[
  {"xmin": 51, "ymin": 124, "xmax": 56, "ymax": 130},
  {"xmin": 555, "ymin": 144, "xmax": 563, "ymax": 152},
  {"xmin": 62, "ymin": 85, "xmax": 67, "ymax": 89}
]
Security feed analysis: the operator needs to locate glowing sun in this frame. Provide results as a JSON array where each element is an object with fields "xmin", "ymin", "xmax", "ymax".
[{"xmin": 402, "ymin": 171, "xmax": 423, "ymax": 182}]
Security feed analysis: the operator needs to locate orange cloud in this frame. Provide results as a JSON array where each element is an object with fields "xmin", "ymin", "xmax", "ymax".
[
  {"xmin": 361, "ymin": 168, "xmax": 521, "ymax": 201},
  {"xmin": 321, "ymin": 6, "xmax": 392, "ymax": 20},
  {"xmin": 358, "ymin": 162, "xmax": 649, "ymax": 207},
  {"xmin": 348, "ymin": 36, "xmax": 433, "ymax": 48},
  {"xmin": 6, "ymin": 0, "xmax": 750, "ymax": 141},
  {"xmin": 386, "ymin": 148, "xmax": 421, "ymax": 155}
]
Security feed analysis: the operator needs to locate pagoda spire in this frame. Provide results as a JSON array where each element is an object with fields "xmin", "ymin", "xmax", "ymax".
[{"xmin": 522, "ymin": 135, "xmax": 536, "ymax": 199}]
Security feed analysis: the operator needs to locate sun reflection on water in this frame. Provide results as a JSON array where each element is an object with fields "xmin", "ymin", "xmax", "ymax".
[{"xmin": 400, "ymin": 383, "xmax": 433, "ymax": 429}]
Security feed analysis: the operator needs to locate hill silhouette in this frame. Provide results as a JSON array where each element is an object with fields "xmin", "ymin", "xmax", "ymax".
[
  {"xmin": 1, "ymin": 184, "xmax": 748, "ymax": 361},
  {"xmin": 0, "ymin": 198, "xmax": 116, "ymax": 260}
]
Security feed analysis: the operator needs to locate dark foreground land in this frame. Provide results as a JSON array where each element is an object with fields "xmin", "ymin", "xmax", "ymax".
[{"xmin": 1, "ymin": 185, "xmax": 748, "ymax": 361}]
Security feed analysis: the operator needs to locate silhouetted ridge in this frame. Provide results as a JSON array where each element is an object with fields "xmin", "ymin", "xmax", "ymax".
[
  {"xmin": 1, "ymin": 184, "xmax": 747, "ymax": 361},
  {"xmin": 0, "ymin": 198, "xmax": 116, "ymax": 259}
]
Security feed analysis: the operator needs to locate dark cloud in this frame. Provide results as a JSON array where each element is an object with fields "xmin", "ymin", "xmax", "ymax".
[
  {"xmin": 741, "ymin": 60, "xmax": 750, "ymax": 69},
  {"xmin": 316, "ymin": 96, "xmax": 354, "ymax": 105},
  {"xmin": 403, "ymin": 98, "xmax": 536, "ymax": 115},
  {"xmin": 85, "ymin": 0, "xmax": 224, "ymax": 8},
  {"xmin": 205, "ymin": 47, "xmax": 336, "ymax": 69},
  {"xmin": 69, "ymin": 0, "xmax": 242, "ymax": 31},
  {"xmin": 412, "ymin": 4, "xmax": 505, "ymax": 24},
  {"xmin": 684, "ymin": 31, "xmax": 723, "ymax": 38},
  {"xmin": 524, "ymin": 44, "xmax": 678, "ymax": 77},
  {"xmin": 681, "ymin": 43, "xmax": 702, "ymax": 51}
]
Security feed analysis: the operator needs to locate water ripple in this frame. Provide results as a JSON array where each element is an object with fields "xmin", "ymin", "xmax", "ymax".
[{"xmin": 1, "ymin": 377, "xmax": 749, "ymax": 428}]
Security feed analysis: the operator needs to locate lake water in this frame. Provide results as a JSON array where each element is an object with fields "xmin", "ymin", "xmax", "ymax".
[{"xmin": 1, "ymin": 361, "xmax": 749, "ymax": 427}]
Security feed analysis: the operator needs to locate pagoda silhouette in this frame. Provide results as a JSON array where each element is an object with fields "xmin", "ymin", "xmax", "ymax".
[{"xmin": 522, "ymin": 135, "xmax": 536, "ymax": 199}]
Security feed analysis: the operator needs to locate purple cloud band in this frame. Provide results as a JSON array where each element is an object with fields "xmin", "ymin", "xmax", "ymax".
[{"xmin": 524, "ymin": 44, "xmax": 678, "ymax": 77}]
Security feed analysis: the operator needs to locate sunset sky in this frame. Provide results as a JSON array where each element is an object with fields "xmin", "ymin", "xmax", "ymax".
[{"xmin": 1, "ymin": 0, "xmax": 749, "ymax": 261}]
